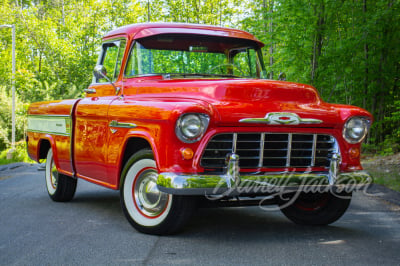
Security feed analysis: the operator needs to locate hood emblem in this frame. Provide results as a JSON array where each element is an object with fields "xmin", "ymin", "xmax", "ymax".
[{"xmin": 239, "ymin": 112, "xmax": 323, "ymax": 125}]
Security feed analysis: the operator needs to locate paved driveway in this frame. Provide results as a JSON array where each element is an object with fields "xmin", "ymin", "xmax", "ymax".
[{"xmin": 1, "ymin": 163, "xmax": 399, "ymax": 265}]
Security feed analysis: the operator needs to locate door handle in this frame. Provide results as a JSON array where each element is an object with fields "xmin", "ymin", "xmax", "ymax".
[{"xmin": 84, "ymin": 88, "xmax": 96, "ymax": 94}]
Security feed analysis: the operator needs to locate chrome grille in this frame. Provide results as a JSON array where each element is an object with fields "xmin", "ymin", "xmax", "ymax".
[{"xmin": 200, "ymin": 133, "xmax": 337, "ymax": 169}]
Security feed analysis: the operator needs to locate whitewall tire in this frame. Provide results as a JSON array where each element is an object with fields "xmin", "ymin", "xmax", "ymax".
[
  {"xmin": 45, "ymin": 148, "xmax": 77, "ymax": 202},
  {"xmin": 120, "ymin": 149, "xmax": 195, "ymax": 235}
]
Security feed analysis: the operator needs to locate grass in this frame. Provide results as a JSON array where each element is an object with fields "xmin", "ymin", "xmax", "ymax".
[
  {"xmin": 362, "ymin": 154, "xmax": 400, "ymax": 193},
  {"xmin": 0, "ymin": 141, "xmax": 35, "ymax": 165},
  {"xmin": 363, "ymin": 167, "xmax": 400, "ymax": 192}
]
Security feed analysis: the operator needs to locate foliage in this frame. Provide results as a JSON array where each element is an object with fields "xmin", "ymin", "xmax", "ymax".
[
  {"xmin": 242, "ymin": 0, "xmax": 399, "ymax": 150},
  {"xmin": 366, "ymin": 165, "xmax": 400, "ymax": 193},
  {"xmin": 363, "ymin": 153, "xmax": 400, "ymax": 192},
  {"xmin": 0, "ymin": 141, "xmax": 34, "ymax": 165},
  {"xmin": 384, "ymin": 100, "xmax": 400, "ymax": 146},
  {"xmin": 0, "ymin": 0, "xmax": 398, "ymax": 157},
  {"xmin": 0, "ymin": 85, "xmax": 28, "ymax": 151}
]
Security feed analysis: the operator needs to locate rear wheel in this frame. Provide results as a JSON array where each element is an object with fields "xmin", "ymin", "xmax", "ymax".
[
  {"xmin": 45, "ymin": 148, "xmax": 77, "ymax": 202},
  {"xmin": 279, "ymin": 191, "xmax": 352, "ymax": 225},
  {"xmin": 120, "ymin": 149, "xmax": 195, "ymax": 235}
]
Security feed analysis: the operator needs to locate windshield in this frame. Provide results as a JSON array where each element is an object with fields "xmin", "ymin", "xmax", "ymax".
[{"xmin": 124, "ymin": 34, "xmax": 266, "ymax": 79}]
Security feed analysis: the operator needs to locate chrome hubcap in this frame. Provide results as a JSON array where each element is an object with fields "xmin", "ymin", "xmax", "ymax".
[{"xmin": 134, "ymin": 169, "xmax": 169, "ymax": 217}]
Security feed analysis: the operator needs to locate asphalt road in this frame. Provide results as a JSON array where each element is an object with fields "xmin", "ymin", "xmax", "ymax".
[{"xmin": 1, "ymin": 163, "xmax": 400, "ymax": 265}]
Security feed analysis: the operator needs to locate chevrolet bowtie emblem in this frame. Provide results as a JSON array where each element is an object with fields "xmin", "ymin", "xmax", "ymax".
[{"xmin": 239, "ymin": 112, "xmax": 323, "ymax": 125}]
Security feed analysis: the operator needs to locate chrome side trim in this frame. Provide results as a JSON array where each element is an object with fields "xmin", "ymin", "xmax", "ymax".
[
  {"xmin": 27, "ymin": 115, "xmax": 72, "ymax": 136},
  {"xmin": 109, "ymin": 120, "xmax": 137, "ymax": 128}
]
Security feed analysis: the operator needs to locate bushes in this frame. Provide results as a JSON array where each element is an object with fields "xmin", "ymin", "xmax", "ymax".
[
  {"xmin": 0, "ymin": 86, "xmax": 28, "ymax": 151},
  {"xmin": 0, "ymin": 141, "xmax": 34, "ymax": 165},
  {"xmin": 363, "ymin": 100, "xmax": 400, "ymax": 156}
]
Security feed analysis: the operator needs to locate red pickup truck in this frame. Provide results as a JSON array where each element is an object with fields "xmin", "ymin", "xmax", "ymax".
[{"xmin": 26, "ymin": 23, "xmax": 372, "ymax": 235}]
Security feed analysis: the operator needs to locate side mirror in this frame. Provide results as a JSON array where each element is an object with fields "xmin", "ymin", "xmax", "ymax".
[
  {"xmin": 93, "ymin": 65, "xmax": 109, "ymax": 82},
  {"xmin": 93, "ymin": 65, "xmax": 120, "ymax": 95},
  {"xmin": 278, "ymin": 72, "xmax": 286, "ymax": 81}
]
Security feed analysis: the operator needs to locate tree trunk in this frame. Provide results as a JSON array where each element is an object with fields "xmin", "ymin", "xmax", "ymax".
[
  {"xmin": 363, "ymin": 0, "xmax": 368, "ymax": 110},
  {"xmin": 311, "ymin": 1, "xmax": 325, "ymax": 85},
  {"xmin": 147, "ymin": 0, "xmax": 150, "ymax": 22},
  {"xmin": 269, "ymin": 0, "xmax": 274, "ymax": 80}
]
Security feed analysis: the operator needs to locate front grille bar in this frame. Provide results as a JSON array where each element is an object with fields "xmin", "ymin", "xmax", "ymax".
[
  {"xmin": 286, "ymin": 133, "xmax": 292, "ymax": 167},
  {"xmin": 232, "ymin": 133, "xmax": 238, "ymax": 153},
  {"xmin": 311, "ymin": 134, "xmax": 317, "ymax": 167},
  {"xmin": 200, "ymin": 133, "xmax": 338, "ymax": 169},
  {"xmin": 258, "ymin": 133, "xmax": 265, "ymax": 167}
]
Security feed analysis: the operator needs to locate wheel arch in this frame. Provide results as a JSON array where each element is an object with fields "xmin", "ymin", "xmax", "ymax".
[
  {"xmin": 38, "ymin": 138, "xmax": 52, "ymax": 160},
  {"xmin": 37, "ymin": 136, "xmax": 62, "ymax": 171},
  {"xmin": 118, "ymin": 135, "xmax": 156, "ymax": 189}
]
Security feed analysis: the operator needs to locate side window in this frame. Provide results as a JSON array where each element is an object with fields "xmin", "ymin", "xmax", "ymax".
[
  {"xmin": 125, "ymin": 42, "xmax": 145, "ymax": 78},
  {"xmin": 96, "ymin": 39, "xmax": 126, "ymax": 83},
  {"xmin": 124, "ymin": 42, "xmax": 138, "ymax": 78}
]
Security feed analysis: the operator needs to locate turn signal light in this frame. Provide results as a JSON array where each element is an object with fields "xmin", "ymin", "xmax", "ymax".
[
  {"xmin": 349, "ymin": 147, "xmax": 360, "ymax": 159},
  {"xmin": 181, "ymin": 148, "xmax": 194, "ymax": 160}
]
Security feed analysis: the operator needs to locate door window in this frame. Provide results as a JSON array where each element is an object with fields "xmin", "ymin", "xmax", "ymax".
[{"xmin": 96, "ymin": 39, "xmax": 126, "ymax": 83}]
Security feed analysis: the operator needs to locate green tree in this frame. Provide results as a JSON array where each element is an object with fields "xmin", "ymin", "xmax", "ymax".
[{"xmin": 0, "ymin": 0, "xmax": 398, "ymax": 153}]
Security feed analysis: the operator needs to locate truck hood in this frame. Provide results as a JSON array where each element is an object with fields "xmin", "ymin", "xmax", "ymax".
[{"xmin": 131, "ymin": 77, "xmax": 340, "ymax": 127}]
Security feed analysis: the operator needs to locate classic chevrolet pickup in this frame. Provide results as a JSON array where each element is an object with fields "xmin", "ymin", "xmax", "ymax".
[{"xmin": 26, "ymin": 23, "xmax": 372, "ymax": 235}]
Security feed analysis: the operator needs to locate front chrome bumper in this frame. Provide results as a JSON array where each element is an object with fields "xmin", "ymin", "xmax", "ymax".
[{"xmin": 157, "ymin": 153, "xmax": 372, "ymax": 196}]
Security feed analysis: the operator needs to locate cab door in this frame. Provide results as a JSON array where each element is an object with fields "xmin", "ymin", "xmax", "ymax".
[{"xmin": 74, "ymin": 38, "xmax": 126, "ymax": 186}]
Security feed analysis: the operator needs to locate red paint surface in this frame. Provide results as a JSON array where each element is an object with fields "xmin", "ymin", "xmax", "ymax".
[{"xmin": 27, "ymin": 23, "xmax": 373, "ymax": 190}]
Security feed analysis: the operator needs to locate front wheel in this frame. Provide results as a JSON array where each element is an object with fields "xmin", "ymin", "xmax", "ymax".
[
  {"xmin": 279, "ymin": 191, "xmax": 352, "ymax": 225},
  {"xmin": 45, "ymin": 148, "xmax": 77, "ymax": 202},
  {"xmin": 120, "ymin": 150, "xmax": 195, "ymax": 235}
]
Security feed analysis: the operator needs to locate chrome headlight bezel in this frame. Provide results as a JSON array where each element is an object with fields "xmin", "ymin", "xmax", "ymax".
[
  {"xmin": 342, "ymin": 116, "xmax": 371, "ymax": 144},
  {"xmin": 176, "ymin": 113, "xmax": 210, "ymax": 143}
]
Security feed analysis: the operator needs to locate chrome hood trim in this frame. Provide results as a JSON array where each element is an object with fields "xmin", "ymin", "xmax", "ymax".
[{"xmin": 239, "ymin": 112, "xmax": 323, "ymax": 125}]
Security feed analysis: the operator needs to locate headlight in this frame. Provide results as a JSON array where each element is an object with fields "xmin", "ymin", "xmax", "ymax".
[
  {"xmin": 342, "ymin": 117, "xmax": 370, "ymax": 144},
  {"xmin": 176, "ymin": 113, "xmax": 210, "ymax": 143}
]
